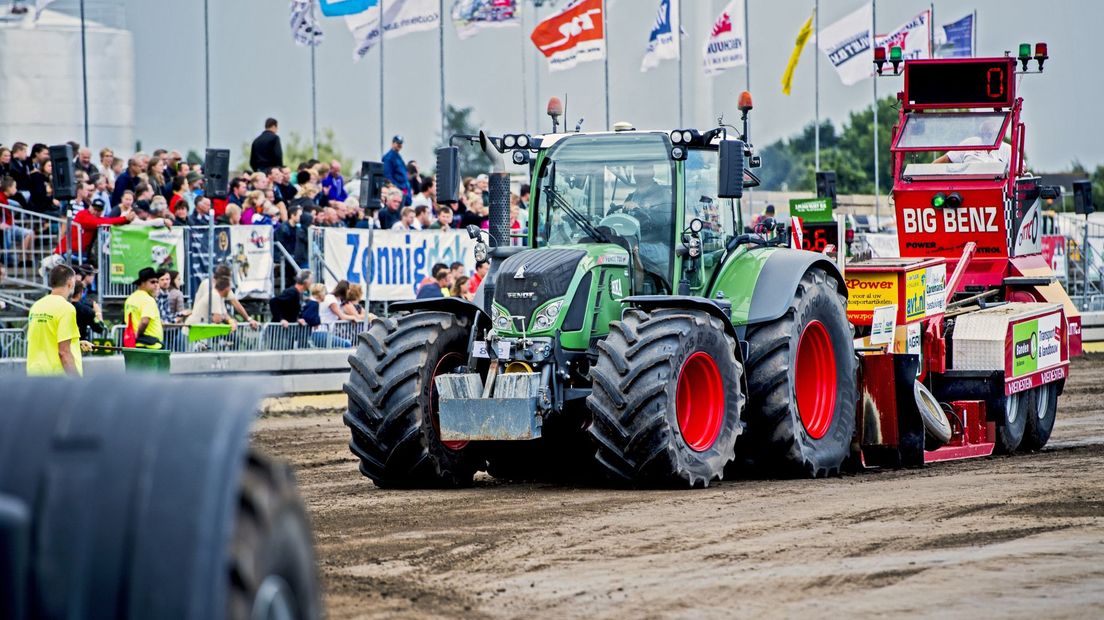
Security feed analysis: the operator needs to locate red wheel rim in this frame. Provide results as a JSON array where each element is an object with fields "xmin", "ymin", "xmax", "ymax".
[
  {"xmin": 795, "ymin": 320, "xmax": 837, "ymax": 440},
  {"xmin": 676, "ymin": 352, "xmax": 725, "ymax": 452},
  {"xmin": 431, "ymin": 351, "xmax": 468, "ymax": 451}
]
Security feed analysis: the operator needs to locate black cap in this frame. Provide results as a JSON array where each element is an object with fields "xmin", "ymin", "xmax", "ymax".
[
  {"xmin": 135, "ymin": 200, "xmax": 151, "ymax": 212},
  {"xmin": 133, "ymin": 266, "xmax": 158, "ymax": 286},
  {"xmin": 90, "ymin": 198, "xmax": 107, "ymax": 210}
]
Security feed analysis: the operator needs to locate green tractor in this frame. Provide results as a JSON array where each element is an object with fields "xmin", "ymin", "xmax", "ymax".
[{"xmin": 344, "ymin": 99, "xmax": 856, "ymax": 488}]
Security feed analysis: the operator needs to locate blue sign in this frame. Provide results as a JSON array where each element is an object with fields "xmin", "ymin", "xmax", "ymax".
[
  {"xmin": 940, "ymin": 14, "xmax": 974, "ymax": 58},
  {"xmin": 319, "ymin": 0, "xmax": 378, "ymax": 17}
]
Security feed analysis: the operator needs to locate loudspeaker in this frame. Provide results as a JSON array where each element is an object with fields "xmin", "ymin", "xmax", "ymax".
[
  {"xmin": 435, "ymin": 146, "xmax": 460, "ymax": 204},
  {"xmin": 49, "ymin": 144, "xmax": 77, "ymax": 200},
  {"xmin": 204, "ymin": 148, "xmax": 230, "ymax": 199},
  {"xmin": 359, "ymin": 161, "xmax": 385, "ymax": 210},
  {"xmin": 816, "ymin": 170, "xmax": 838, "ymax": 207},
  {"xmin": 1073, "ymin": 180, "xmax": 1095, "ymax": 215}
]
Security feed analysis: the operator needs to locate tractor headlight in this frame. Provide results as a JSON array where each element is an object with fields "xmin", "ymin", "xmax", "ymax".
[
  {"xmin": 671, "ymin": 130, "xmax": 684, "ymax": 144},
  {"xmin": 492, "ymin": 305, "xmax": 510, "ymax": 330},
  {"xmin": 503, "ymin": 134, "xmax": 517, "ymax": 148},
  {"xmin": 533, "ymin": 300, "xmax": 564, "ymax": 331},
  {"xmin": 474, "ymin": 240, "xmax": 488, "ymax": 263},
  {"xmin": 516, "ymin": 134, "xmax": 530, "ymax": 148},
  {"xmin": 512, "ymin": 150, "xmax": 529, "ymax": 165}
]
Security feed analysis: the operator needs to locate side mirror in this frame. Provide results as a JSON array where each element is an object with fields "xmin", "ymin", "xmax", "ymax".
[
  {"xmin": 718, "ymin": 140, "xmax": 745, "ymax": 199},
  {"xmin": 436, "ymin": 146, "xmax": 460, "ymax": 204}
]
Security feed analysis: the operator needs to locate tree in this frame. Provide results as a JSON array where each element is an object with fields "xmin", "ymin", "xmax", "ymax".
[
  {"xmin": 239, "ymin": 128, "xmax": 352, "ymax": 174},
  {"xmin": 441, "ymin": 104, "xmax": 492, "ymax": 178}
]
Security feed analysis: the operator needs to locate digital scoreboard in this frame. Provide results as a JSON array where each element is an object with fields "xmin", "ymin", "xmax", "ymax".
[{"xmin": 904, "ymin": 58, "xmax": 1016, "ymax": 109}]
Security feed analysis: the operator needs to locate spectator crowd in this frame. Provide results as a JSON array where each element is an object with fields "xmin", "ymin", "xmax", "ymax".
[{"xmin": 4, "ymin": 118, "xmax": 528, "ymax": 368}]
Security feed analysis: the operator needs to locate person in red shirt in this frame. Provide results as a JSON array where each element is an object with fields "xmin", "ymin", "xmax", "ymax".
[
  {"xmin": 468, "ymin": 259, "xmax": 489, "ymax": 294},
  {"xmin": 54, "ymin": 198, "xmax": 132, "ymax": 258},
  {"xmin": 1, "ymin": 175, "xmax": 35, "ymax": 260}
]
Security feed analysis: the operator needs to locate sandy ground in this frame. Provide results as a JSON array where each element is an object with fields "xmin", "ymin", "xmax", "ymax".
[{"xmin": 253, "ymin": 354, "xmax": 1104, "ymax": 619}]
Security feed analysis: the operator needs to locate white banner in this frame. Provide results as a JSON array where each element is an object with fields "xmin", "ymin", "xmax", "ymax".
[
  {"xmin": 530, "ymin": 0, "xmax": 605, "ymax": 73},
  {"xmin": 321, "ymin": 228, "xmax": 477, "ymax": 300},
  {"xmin": 290, "ymin": 0, "xmax": 325, "ymax": 47},
  {"xmin": 452, "ymin": 0, "xmax": 519, "ymax": 40},
  {"xmin": 818, "ymin": 2, "xmax": 873, "ymax": 86},
  {"xmin": 641, "ymin": 0, "xmax": 679, "ymax": 72},
  {"xmin": 875, "ymin": 10, "xmax": 931, "ymax": 62},
  {"xmin": 228, "ymin": 225, "xmax": 275, "ymax": 299},
  {"xmin": 346, "ymin": 0, "xmax": 440, "ymax": 61},
  {"xmin": 702, "ymin": 0, "xmax": 746, "ymax": 77}
]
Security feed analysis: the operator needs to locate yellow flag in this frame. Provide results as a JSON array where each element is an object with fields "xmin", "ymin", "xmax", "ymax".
[{"xmin": 782, "ymin": 9, "xmax": 816, "ymax": 96}]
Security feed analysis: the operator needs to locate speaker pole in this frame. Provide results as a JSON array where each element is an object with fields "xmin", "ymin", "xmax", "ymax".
[
  {"xmin": 310, "ymin": 42, "xmax": 318, "ymax": 159},
  {"xmin": 203, "ymin": 0, "xmax": 211, "ymax": 148},
  {"xmin": 379, "ymin": 0, "xmax": 386, "ymax": 155},
  {"xmin": 438, "ymin": 0, "xmax": 446, "ymax": 142},
  {"xmin": 79, "ymin": 0, "xmax": 89, "ymax": 146}
]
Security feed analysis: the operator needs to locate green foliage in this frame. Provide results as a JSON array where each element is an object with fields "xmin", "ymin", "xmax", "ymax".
[
  {"xmin": 758, "ymin": 97, "xmax": 898, "ymax": 195},
  {"xmin": 239, "ymin": 128, "xmax": 351, "ymax": 174},
  {"xmin": 441, "ymin": 104, "xmax": 491, "ymax": 178}
]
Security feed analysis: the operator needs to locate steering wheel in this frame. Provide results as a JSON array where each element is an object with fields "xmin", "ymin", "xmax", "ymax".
[{"xmin": 598, "ymin": 212, "xmax": 641, "ymax": 238}]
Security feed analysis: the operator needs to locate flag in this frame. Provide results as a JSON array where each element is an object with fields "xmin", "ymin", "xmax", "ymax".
[
  {"xmin": 641, "ymin": 0, "xmax": 679, "ymax": 72},
  {"xmin": 345, "ymin": 0, "xmax": 440, "ymax": 61},
  {"xmin": 876, "ymin": 10, "xmax": 931, "ymax": 61},
  {"xmin": 452, "ymin": 0, "xmax": 518, "ymax": 40},
  {"xmin": 530, "ymin": 0, "xmax": 605, "ymax": 72},
  {"xmin": 34, "ymin": 0, "xmax": 56, "ymax": 20},
  {"xmin": 781, "ymin": 9, "xmax": 815, "ymax": 95},
  {"xmin": 817, "ymin": 2, "xmax": 873, "ymax": 86},
  {"xmin": 935, "ymin": 12, "xmax": 974, "ymax": 58},
  {"xmin": 290, "ymin": 0, "xmax": 325, "ymax": 47},
  {"xmin": 702, "ymin": 0, "xmax": 747, "ymax": 77},
  {"xmin": 319, "ymin": 0, "xmax": 376, "ymax": 17}
]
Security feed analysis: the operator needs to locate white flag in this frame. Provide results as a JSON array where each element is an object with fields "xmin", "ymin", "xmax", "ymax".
[
  {"xmin": 34, "ymin": 0, "xmax": 57, "ymax": 20},
  {"xmin": 876, "ymin": 10, "xmax": 931, "ymax": 61},
  {"xmin": 702, "ymin": 0, "xmax": 747, "ymax": 77},
  {"xmin": 818, "ymin": 2, "xmax": 873, "ymax": 86},
  {"xmin": 290, "ymin": 0, "xmax": 325, "ymax": 47},
  {"xmin": 641, "ymin": 0, "xmax": 679, "ymax": 72},
  {"xmin": 346, "ymin": 0, "xmax": 440, "ymax": 61}
]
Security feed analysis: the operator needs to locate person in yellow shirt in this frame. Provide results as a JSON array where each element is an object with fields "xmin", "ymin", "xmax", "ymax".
[
  {"xmin": 26, "ymin": 264, "xmax": 84, "ymax": 376},
  {"xmin": 124, "ymin": 267, "xmax": 164, "ymax": 349}
]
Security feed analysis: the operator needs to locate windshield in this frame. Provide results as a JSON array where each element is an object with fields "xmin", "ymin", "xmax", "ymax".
[
  {"xmin": 895, "ymin": 112, "xmax": 1008, "ymax": 150},
  {"xmin": 535, "ymin": 132, "xmax": 674, "ymax": 245}
]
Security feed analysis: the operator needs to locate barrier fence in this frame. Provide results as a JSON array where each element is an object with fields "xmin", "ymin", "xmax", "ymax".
[{"xmin": 1, "ymin": 203, "xmax": 86, "ymax": 287}]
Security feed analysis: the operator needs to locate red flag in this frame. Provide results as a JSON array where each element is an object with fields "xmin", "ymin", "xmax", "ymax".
[{"xmin": 530, "ymin": 0, "xmax": 605, "ymax": 72}]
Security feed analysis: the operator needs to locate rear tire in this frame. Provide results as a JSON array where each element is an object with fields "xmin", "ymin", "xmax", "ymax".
[
  {"xmin": 228, "ymin": 451, "xmax": 321, "ymax": 620},
  {"xmin": 344, "ymin": 312, "xmax": 482, "ymax": 488},
  {"xmin": 587, "ymin": 308, "xmax": 745, "ymax": 488},
  {"xmin": 741, "ymin": 267, "xmax": 857, "ymax": 478},
  {"xmin": 994, "ymin": 389, "xmax": 1030, "ymax": 454},
  {"xmin": 1020, "ymin": 382, "xmax": 1059, "ymax": 451}
]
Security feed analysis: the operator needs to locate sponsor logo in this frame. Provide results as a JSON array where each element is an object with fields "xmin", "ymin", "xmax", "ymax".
[
  {"xmin": 506, "ymin": 291, "xmax": 535, "ymax": 299},
  {"xmin": 901, "ymin": 206, "xmax": 999, "ymax": 234},
  {"xmin": 846, "ymin": 279, "xmax": 894, "ymax": 290},
  {"xmin": 514, "ymin": 264, "xmax": 526, "ymax": 279}
]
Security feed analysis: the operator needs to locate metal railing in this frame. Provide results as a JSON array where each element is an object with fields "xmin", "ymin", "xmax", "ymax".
[
  {"xmin": 106, "ymin": 320, "xmax": 365, "ymax": 354},
  {"xmin": 1, "ymin": 202, "xmax": 86, "ymax": 288},
  {"xmin": 0, "ymin": 328, "xmax": 27, "ymax": 358}
]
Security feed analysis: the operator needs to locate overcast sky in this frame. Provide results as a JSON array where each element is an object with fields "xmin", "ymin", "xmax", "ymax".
[{"xmin": 116, "ymin": 0, "xmax": 1102, "ymax": 174}]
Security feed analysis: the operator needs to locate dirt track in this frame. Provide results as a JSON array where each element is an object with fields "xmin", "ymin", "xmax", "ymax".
[{"xmin": 253, "ymin": 355, "xmax": 1104, "ymax": 619}]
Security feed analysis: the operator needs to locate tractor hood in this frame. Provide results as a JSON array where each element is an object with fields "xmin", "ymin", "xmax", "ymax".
[{"xmin": 479, "ymin": 244, "xmax": 632, "ymax": 344}]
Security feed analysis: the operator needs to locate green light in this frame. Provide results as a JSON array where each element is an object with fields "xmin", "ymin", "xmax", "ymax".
[
  {"xmin": 932, "ymin": 193, "xmax": 946, "ymax": 208},
  {"xmin": 889, "ymin": 46, "xmax": 903, "ymax": 62},
  {"xmin": 1018, "ymin": 43, "xmax": 1031, "ymax": 58}
]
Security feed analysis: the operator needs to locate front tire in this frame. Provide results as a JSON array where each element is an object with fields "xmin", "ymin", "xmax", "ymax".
[
  {"xmin": 344, "ymin": 312, "xmax": 482, "ymax": 488},
  {"xmin": 587, "ymin": 308, "xmax": 745, "ymax": 488},
  {"xmin": 742, "ymin": 267, "xmax": 857, "ymax": 478}
]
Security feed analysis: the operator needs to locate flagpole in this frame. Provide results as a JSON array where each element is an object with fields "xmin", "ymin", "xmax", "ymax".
[
  {"xmin": 929, "ymin": 2, "xmax": 935, "ymax": 58},
  {"xmin": 439, "ymin": 0, "xmax": 446, "ymax": 141},
  {"xmin": 677, "ymin": 0, "xmax": 683, "ymax": 126},
  {"xmin": 311, "ymin": 40, "xmax": 318, "ymax": 159},
  {"xmin": 79, "ymin": 0, "xmax": 89, "ymax": 146},
  {"xmin": 203, "ymin": 0, "xmax": 210, "ymax": 147},
  {"xmin": 872, "ymin": 0, "xmax": 880, "ymax": 228},
  {"xmin": 972, "ymin": 9, "xmax": 977, "ymax": 56},
  {"xmin": 521, "ymin": 6, "xmax": 529, "ymax": 134},
  {"xmin": 379, "ymin": 0, "xmax": 386, "ymax": 155},
  {"xmin": 602, "ymin": 0, "xmax": 610, "ymax": 130},
  {"xmin": 533, "ymin": 4, "xmax": 541, "ymax": 132},
  {"xmin": 814, "ymin": 0, "xmax": 819, "ymax": 171}
]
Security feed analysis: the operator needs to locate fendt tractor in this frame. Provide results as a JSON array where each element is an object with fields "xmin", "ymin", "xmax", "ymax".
[{"xmin": 342, "ymin": 45, "xmax": 1074, "ymax": 489}]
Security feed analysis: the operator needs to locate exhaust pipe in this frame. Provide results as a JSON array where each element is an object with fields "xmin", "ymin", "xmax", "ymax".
[{"xmin": 477, "ymin": 130, "xmax": 513, "ymax": 318}]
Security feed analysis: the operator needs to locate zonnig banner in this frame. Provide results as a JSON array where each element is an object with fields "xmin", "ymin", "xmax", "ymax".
[
  {"xmin": 321, "ymin": 228, "xmax": 477, "ymax": 300},
  {"xmin": 109, "ymin": 226, "xmax": 186, "ymax": 285},
  {"xmin": 452, "ymin": 0, "xmax": 518, "ymax": 40},
  {"xmin": 228, "ymin": 225, "xmax": 275, "ymax": 299},
  {"xmin": 531, "ymin": 0, "xmax": 604, "ymax": 72}
]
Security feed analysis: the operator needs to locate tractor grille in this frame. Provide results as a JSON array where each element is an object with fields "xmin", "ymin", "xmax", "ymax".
[{"xmin": 494, "ymin": 249, "xmax": 587, "ymax": 320}]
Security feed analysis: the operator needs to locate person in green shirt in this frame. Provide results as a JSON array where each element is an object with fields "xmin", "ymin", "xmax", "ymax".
[
  {"xmin": 26, "ymin": 264, "xmax": 84, "ymax": 376},
  {"xmin": 124, "ymin": 267, "xmax": 164, "ymax": 349}
]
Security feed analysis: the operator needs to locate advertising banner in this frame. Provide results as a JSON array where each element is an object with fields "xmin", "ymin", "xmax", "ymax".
[
  {"xmin": 1011, "ymin": 312, "xmax": 1062, "ymax": 378},
  {"xmin": 875, "ymin": 10, "xmax": 931, "ymax": 62},
  {"xmin": 818, "ymin": 2, "xmax": 873, "ymax": 86},
  {"xmin": 228, "ymin": 226, "xmax": 275, "ymax": 299},
  {"xmin": 702, "ymin": 0, "xmax": 746, "ymax": 77},
  {"xmin": 346, "ymin": 0, "xmax": 440, "ymax": 60},
  {"xmin": 531, "ymin": 0, "xmax": 605, "ymax": 72},
  {"xmin": 846, "ymin": 271, "xmax": 897, "ymax": 325},
  {"xmin": 322, "ymin": 228, "xmax": 477, "ymax": 300},
  {"xmin": 109, "ymin": 226, "xmax": 186, "ymax": 285},
  {"xmin": 452, "ymin": 0, "xmax": 518, "ymax": 40},
  {"xmin": 641, "ymin": 0, "xmax": 679, "ymax": 72}
]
